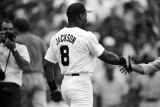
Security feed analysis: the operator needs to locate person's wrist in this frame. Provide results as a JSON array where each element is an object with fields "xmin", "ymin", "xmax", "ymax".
[
  {"xmin": 50, "ymin": 89, "xmax": 59, "ymax": 94},
  {"xmin": 48, "ymin": 80, "xmax": 57, "ymax": 92},
  {"xmin": 118, "ymin": 57, "xmax": 126, "ymax": 66}
]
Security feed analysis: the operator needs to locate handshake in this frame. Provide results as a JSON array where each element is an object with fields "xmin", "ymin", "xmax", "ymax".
[{"xmin": 119, "ymin": 56, "xmax": 132, "ymax": 74}]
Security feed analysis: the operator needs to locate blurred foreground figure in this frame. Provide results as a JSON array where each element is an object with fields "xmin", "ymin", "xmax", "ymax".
[{"xmin": 14, "ymin": 18, "xmax": 47, "ymax": 107}]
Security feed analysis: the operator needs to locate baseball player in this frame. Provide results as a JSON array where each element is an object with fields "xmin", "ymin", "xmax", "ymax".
[{"xmin": 44, "ymin": 2, "xmax": 128, "ymax": 107}]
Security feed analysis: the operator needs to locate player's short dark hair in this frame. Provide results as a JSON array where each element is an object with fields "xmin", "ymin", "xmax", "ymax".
[
  {"xmin": 13, "ymin": 18, "xmax": 31, "ymax": 32},
  {"xmin": 0, "ymin": 18, "xmax": 12, "ymax": 30},
  {"xmin": 66, "ymin": 2, "xmax": 91, "ymax": 21}
]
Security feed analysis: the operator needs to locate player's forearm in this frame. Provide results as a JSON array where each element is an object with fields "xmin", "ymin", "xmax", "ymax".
[
  {"xmin": 43, "ymin": 60, "xmax": 55, "ymax": 82},
  {"xmin": 43, "ymin": 59, "xmax": 58, "ymax": 91},
  {"xmin": 98, "ymin": 50, "xmax": 121, "ymax": 65},
  {"xmin": 132, "ymin": 64, "xmax": 145, "ymax": 74}
]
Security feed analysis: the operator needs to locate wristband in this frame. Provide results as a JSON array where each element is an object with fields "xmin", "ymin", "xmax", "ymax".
[{"xmin": 48, "ymin": 80, "xmax": 57, "ymax": 91}]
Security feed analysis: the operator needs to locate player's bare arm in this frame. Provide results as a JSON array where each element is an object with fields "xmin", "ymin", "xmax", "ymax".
[
  {"xmin": 98, "ymin": 49, "xmax": 125, "ymax": 65},
  {"xmin": 43, "ymin": 59, "xmax": 55, "ymax": 82},
  {"xmin": 43, "ymin": 59, "xmax": 62, "ymax": 101}
]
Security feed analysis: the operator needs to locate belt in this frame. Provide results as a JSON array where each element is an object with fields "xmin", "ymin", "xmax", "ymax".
[
  {"xmin": 64, "ymin": 72, "xmax": 92, "ymax": 76},
  {"xmin": 0, "ymin": 82, "xmax": 20, "ymax": 90}
]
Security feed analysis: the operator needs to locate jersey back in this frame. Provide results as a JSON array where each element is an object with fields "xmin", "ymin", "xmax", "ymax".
[{"xmin": 45, "ymin": 27, "xmax": 104, "ymax": 74}]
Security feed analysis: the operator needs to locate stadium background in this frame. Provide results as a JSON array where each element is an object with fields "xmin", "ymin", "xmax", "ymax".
[{"xmin": 1, "ymin": 0, "xmax": 160, "ymax": 107}]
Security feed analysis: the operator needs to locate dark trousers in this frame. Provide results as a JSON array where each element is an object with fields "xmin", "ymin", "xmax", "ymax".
[{"xmin": 0, "ymin": 82, "xmax": 22, "ymax": 107}]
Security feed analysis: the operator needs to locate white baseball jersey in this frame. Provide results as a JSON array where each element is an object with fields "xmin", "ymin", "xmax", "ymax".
[
  {"xmin": 45, "ymin": 27, "xmax": 104, "ymax": 75},
  {"xmin": 140, "ymin": 57, "xmax": 160, "ymax": 74}
]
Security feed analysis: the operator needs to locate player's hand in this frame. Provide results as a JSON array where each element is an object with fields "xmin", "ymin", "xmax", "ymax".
[
  {"xmin": 50, "ymin": 90, "xmax": 62, "ymax": 102},
  {"xmin": 4, "ymin": 38, "xmax": 16, "ymax": 51},
  {"xmin": 119, "ymin": 56, "xmax": 132, "ymax": 74}
]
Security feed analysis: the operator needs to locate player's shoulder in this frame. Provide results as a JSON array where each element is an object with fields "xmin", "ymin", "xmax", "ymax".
[
  {"xmin": 75, "ymin": 28, "xmax": 95, "ymax": 38},
  {"xmin": 76, "ymin": 27, "xmax": 94, "ymax": 34},
  {"xmin": 86, "ymin": 31, "xmax": 98, "ymax": 41}
]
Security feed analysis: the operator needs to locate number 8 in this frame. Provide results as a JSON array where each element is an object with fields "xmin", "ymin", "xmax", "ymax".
[{"xmin": 60, "ymin": 45, "xmax": 69, "ymax": 66}]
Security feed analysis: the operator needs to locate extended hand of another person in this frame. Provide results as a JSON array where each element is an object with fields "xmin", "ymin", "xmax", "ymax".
[
  {"xmin": 50, "ymin": 90, "xmax": 62, "ymax": 102},
  {"xmin": 119, "ymin": 56, "xmax": 132, "ymax": 74}
]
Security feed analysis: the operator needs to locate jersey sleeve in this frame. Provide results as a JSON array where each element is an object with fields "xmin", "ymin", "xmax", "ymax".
[
  {"xmin": 44, "ymin": 37, "xmax": 57, "ymax": 63},
  {"xmin": 87, "ymin": 32, "xmax": 104, "ymax": 57},
  {"xmin": 139, "ymin": 57, "xmax": 160, "ymax": 74}
]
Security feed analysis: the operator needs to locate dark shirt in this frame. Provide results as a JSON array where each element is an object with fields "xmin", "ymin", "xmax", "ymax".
[{"xmin": 16, "ymin": 32, "xmax": 47, "ymax": 73}]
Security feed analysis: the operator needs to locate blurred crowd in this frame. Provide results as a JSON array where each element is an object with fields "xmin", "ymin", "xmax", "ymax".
[{"xmin": 1, "ymin": 0, "xmax": 160, "ymax": 107}]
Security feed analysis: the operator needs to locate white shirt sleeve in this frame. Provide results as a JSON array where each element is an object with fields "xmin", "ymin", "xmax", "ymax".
[
  {"xmin": 140, "ymin": 57, "xmax": 160, "ymax": 74},
  {"xmin": 87, "ymin": 32, "xmax": 104, "ymax": 57},
  {"xmin": 45, "ymin": 37, "xmax": 57, "ymax": 63},
  {"xmin": 17, "ymin": 44, "xmax": 30, "ymax": 63}
]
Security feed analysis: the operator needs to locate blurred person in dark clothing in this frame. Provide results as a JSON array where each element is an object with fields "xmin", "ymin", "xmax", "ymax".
[
  {"xmin": 13, "ymin": 18, "xmax": 47, "ymax": 107},
  {"xmin": 0, "ymin": 18, "xmax": 30, "ymax": 107}
]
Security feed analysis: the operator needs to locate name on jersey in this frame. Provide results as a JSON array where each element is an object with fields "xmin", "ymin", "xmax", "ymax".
[{"xmin": 56, "ymin": 34, "xmax": 76, "ymax": 45}]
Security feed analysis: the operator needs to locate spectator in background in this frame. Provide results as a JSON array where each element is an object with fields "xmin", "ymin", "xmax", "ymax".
[
  {"xmin": 95, "ymin": 63, "xmax": 128, "ymax": 107},
  {"xmin": 93, "ymin": 36, "xmax": 129, "ymax": 107},
  {"xmin": 127, "ymin": 71, "xmax": 160, "ymax": 107},
  {"xmin": 121, "ymin": 44, "xmax": 160, "ymax": 107},
  {"xmin": 0, "ymin": 18, "xmax": 30, "ymax": 107},
  {"xmin": 13, "ymin": 18, "xmax": 47, "ymax": 107}
]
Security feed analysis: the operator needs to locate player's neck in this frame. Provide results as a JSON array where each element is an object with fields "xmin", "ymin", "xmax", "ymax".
[{"xmin": 67, "ymin": 22, "xmax": 82, "ymax": 28}]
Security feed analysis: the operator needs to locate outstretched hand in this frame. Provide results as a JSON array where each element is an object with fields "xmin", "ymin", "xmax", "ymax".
[{"xmin": 120, "ymin": 56, "xmax": 132, "ymax": 74}]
